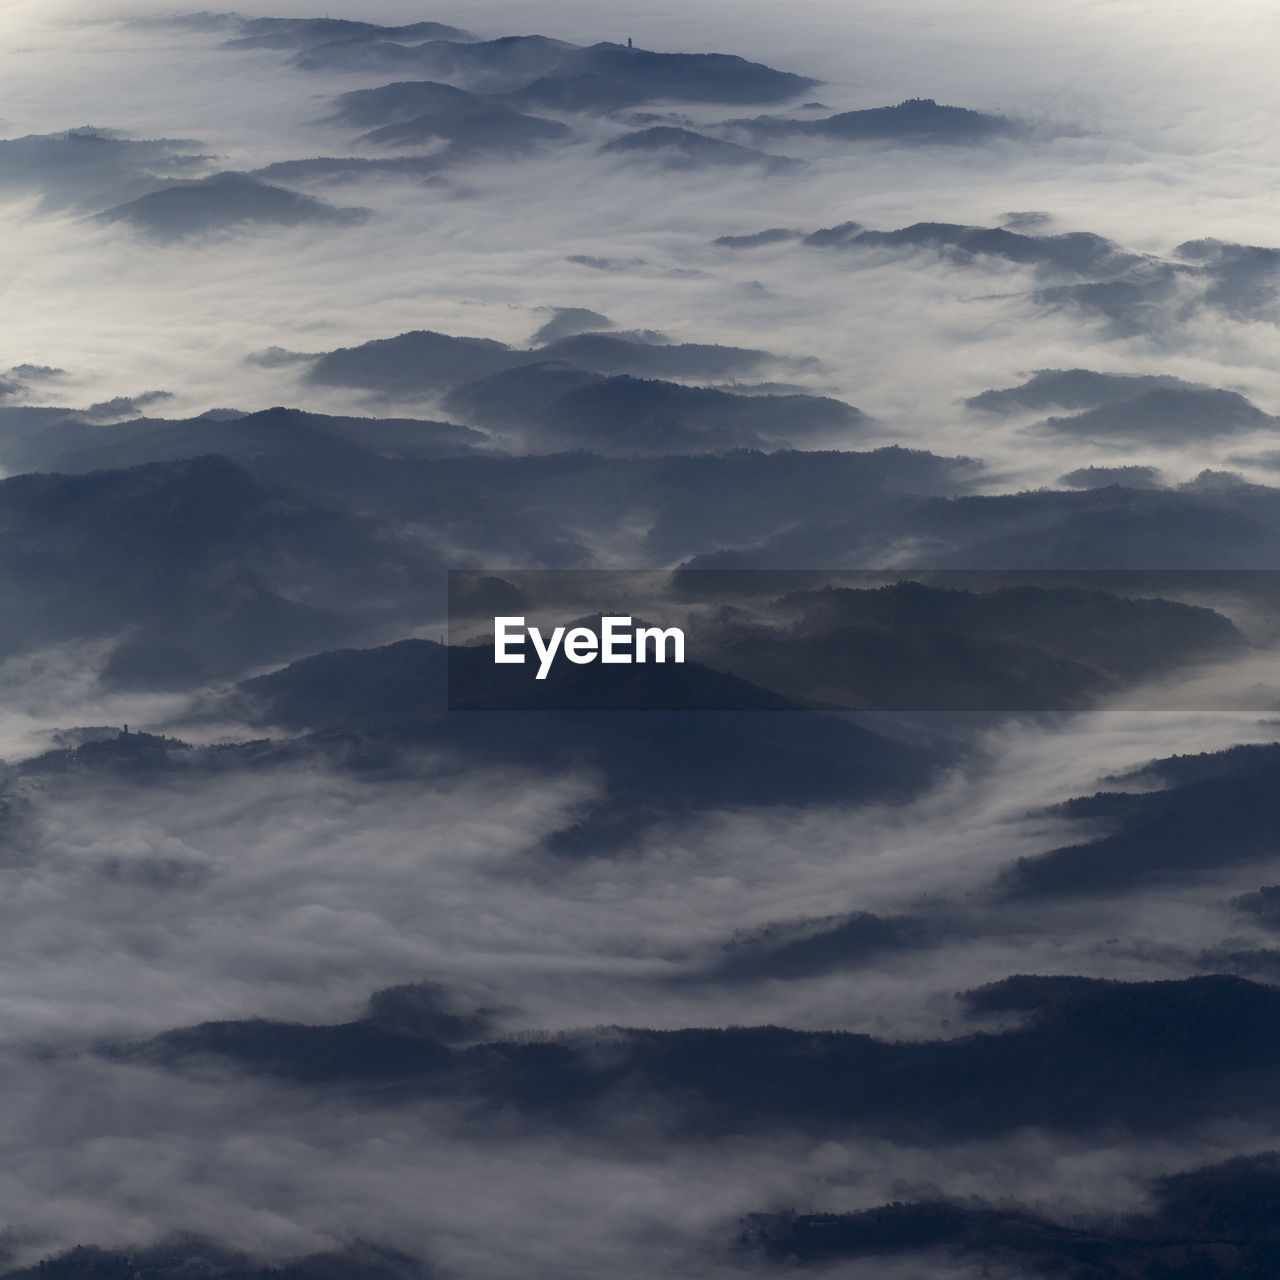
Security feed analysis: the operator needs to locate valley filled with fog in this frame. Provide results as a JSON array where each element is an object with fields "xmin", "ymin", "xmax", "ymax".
[{"xmin": 2, "ymin": 4, "xmax": 1280, "ymax": 1278}]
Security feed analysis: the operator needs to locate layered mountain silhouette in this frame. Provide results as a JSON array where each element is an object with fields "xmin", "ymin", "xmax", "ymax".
[
  {"xmin": 298, "ymin": 34, "xmax": 579, "ymax": 81},
  {"xmin": 292, "ymin": 36, "xmax": 816, "ymax": 111},
  {"xmin": 528, "ymin": 306, "xmax": 614, "ymax": 344},
  {"xmin": 966, "ymin": 368, "xmax": 1200, "ymax": 414},
  {"xmin": 1178, "ymin": 237, "xmax": 1280, "ymax": 317},
  {"xmin": 803, "ymin": 219, "xmax": 1142, "ymax": 279},
  {"xmin": 120, "ymin": 974, "xmax": 1280, "ymax": 1138},
  {"xmin": 308, "ymin": 329, "xmax": 525, "ymax": 392},
  {"xmin": 97, "ymin": 172, "xmax": 369, "ymax": 238},
  {"xmin": 532, "ymin": 332, "xmax": 772, "ymax": 376},
  {"xmin": 234, "ymin": 638, "xmax": 941, "ymax": 839},
  {"xmin": 308, "ymin": 325, "xmax": 776, "ymax": 390},
  {"xmin": 1034, "ymin": 240, "xmax": 1280, "ymax": 330},
  {"xmin": 696, "ymin": 580, "xmax": 1244, "ymax": 710},
  {"xmin": 13, "ymin": 15, "xmax": 1280, "ymax": 1280},
  {"xmin": 0, "ymin": 127, "xmax": 210, "ymax": 211},
  {"xmin": 744, "ymin": 1151, "xmax": 1280, "ymax": 1275},
  {"xmin": 679, "ymin": 480, "xmax": 1280, "ymax": 569},
  {"xmin": 328, "ymin": 79, "xmax": 571, "ymax": 153},
  {"xmin": 361, "ymin": 105, "xmax": 569, "ymax": 153},
  {"xmin": 1235, "ymin": 885, "xmax": 1280, "ymax": 930},
  {"xmin": 332, "ymin": 79, "xmax": 496, "ymax": 127},
  {"xmin": 1059, "ymin": 464, "xmax": 1163, "ymax": 489},
  {"xmin": 0, "ymin": 405, "xmax": 483, "ymax": 477},
  {"xmin": 4, "ymin": 1241, "xmax": 434, "ymax": 1280},
  {"xmin": 513, "ymin": 44, "xmax": 818, "ymax": 111},
  {"xmin": 730, "ymin": 97, "xmax": 1016, "ymax": 144},
  {"xmin": 228, "ymin": 17, "xmax": 474, "ymax": 50},
  {"xmin": 0, "ymin": 455, "xmax": 446, "ymax": 684},
  {"xmin": 999, "ymin": 742, "xmax": 1280, "ymax": 897},
  {"xmin": 602, "ymin": 126, "xmax": 795, "ymax": 170},
  {"xmin": 248, "ymin": 155, "xmax": 450, "ymax": 184},
  {"xmin": 0, "ymin": 423, "xmax": 986, "ymax": 590},
  {"xmin": 1031, "ymin": 386, "xmax": 1275, "ymax": 443},
  {"xmin": 444, "ymin": 369, "xmax": 860, "ymax": 451},
  {"xmin": 712, "ymin": 215, "xmax": 1280, "ymax": 328},
  {"xmin": 702, "ymin": 909, "xmax": 936, "ymax": 982},
  {"xmin": 713, "ymin": 227, "xmax": 803, "ymax": 248}
]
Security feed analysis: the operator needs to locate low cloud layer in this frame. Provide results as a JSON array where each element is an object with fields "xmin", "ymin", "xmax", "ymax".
[
  {"xmin": 3, "ymin": 3, "xmax": 1280, "ymax": 1277},
  {"xmin": 1, "ymin": 2, "xmax": 1279, "ymax": 492}
]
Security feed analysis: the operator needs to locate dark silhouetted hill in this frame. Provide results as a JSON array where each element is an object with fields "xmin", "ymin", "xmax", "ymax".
[
  {"xmin": 529, "ymin": 306, "xmax": 613, "ymax": 343},
  {"xmin": 123, "ymin": 975, "xmax": 1280, "ymax": 1139},
  {"xmin": 229, "ymin": 17, "xmax": 472, "ymax": 50},
  {"xmin": 1, "ymin": 406, "xmax": 483, "ymax": 478},
  {"xmin": 515, "ymin": 44, "xmax": 818, "ymax": 111},
  {"xmin": 743, "ymin": 1151, "xmax": 1280, "ymax": 1275},
  {"xmin": 331, "ymin": 79, "xmax": 485, "ymax": 126},
  {"xmin": 308, "ymin": 329, "xmax": 524, "ymax": 392},
  {"xmin": 966, "ymin": 368, "xmax": 1198, "ymax": 414},
  {"xmin": 1234, "ymin": 885, "xmax": 1280, "ymax": 931},
  {"xmin": 298, "ymin": 34, "xmax": 578, "ymax": 81},
  {"xmin": 329, "ymin": 77, "xmax": 571, "ymax": 152},
  {"xmin": 999, "ymin": 742, "xmax": 1280, "ymax": 897},
  {"xmin": 236, "ymin": 638, "xmax": 940, "ymax": 836},
  {"xmin": 0, "ymin": 456, "xmax": 446, "ymax": 684},
  {"xmin": 779, "ymin": 581, "xmax": 1242, "ymax": 679},
  {"xmin": 714, "ymin": 625, "xmax": 1111, "ymax": 711},
  {"xmin": 684, "ymin": 579, "xmax": 1242, "ymax": 711},
  {"xmin": 713, "ymin": 227, "xmax": 802, "ymax": 248},
  {"xmin": 1058, "ymin": 465, "xmax": 1163, "ymax": 489},
  {"xmin": 307, "ymin": 325, "xmax": 778, "ymax": 397},
  {"xmin": 602, "ymin": 126, "xmax": 794, "ymax": 169},
  {"xmin": 97, "ymin": 172, "xmax": 369, "ymax": 238},
  {"xmin": 319, "ymin": 37, "xmax": 814, "ymax": 112},
  {"xmin": 705, "ymin": 910, "xmax": 934, "ymax": 981},
  {"xmin": 533, "ymin": 332, "xmax": 770, "ymax": 377},
  {"xmin": 360, "ymin": 105, "xmax": 569, "ymax": 152},
  {"xmin": 1033, "ymin": 386, "xmax": 1274, "ymax": 443},
  {"xmin": 249, "ymin": 155, "xmax": 449, "ymax": 184},
  {"xmin": 677, "ymin": 481, "xmax": 1280, "ymax": 570},
  {"xmin": 6, "ymin": 1240, "xmax": 435, "ymax": 1280},
  {"xmin": 0, "ymin": 127, "xmax": 210, "ymax": 211},
  {"xmin": 1178, "ymin": 237, "xmax": 1280, "ymax": 317},
  {"xmin": 732, "ymin": 97, "xmax": 1015, "ymax": 143},
  {"xmin": 803, "ymin": 220, "xmax": 1141, "ymax": 279},
  {"xmin": 446, "ymin": 371, "xmax": 864, "ymax": 452}
]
